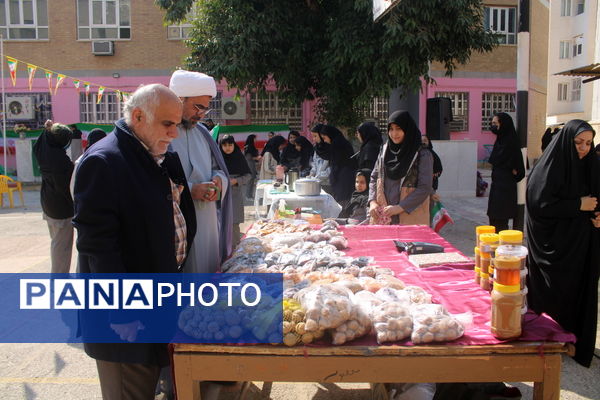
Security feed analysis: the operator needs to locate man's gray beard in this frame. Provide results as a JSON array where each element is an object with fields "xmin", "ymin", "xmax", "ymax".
[{"xmin": 181, "ymin": 119, "xmax": 196, "ymax": 129}]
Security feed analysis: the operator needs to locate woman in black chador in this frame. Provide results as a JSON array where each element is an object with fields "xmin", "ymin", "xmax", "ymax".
[
  {"xmin": 356, "ymin": 122, "xmax": 383, "ymax": 170},
  {"xmin": 526, "ymin": 119, "xmax": 600, "ymax": 367},
  {"xmin": 486, "ymin": 112, "xmax": 525, "ymax": 231}
]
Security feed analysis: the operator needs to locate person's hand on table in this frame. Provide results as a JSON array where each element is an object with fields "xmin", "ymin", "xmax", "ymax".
[
  {"xmin": 110, "ymin": 320, "xmax": 144, "ymax": 342},
  {"xmin": 591, "ymin": 212, "xmax": 600, "ymax": 228},
  {"xmin": 383, "ymin": 205, "xmax": 403, "ymax": 217}
]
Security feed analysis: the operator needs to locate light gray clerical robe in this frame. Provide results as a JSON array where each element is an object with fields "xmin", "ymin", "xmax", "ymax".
[{"xmin": 170, "ymin": 123, "xmax": 232, "ymax": 273}]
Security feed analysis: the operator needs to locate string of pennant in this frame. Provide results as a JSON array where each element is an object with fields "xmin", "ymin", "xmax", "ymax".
[{"xmin": 3, "ymin": 55, "xmax": 132, "ymax": 104}]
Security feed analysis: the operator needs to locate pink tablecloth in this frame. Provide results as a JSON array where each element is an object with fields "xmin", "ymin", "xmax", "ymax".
[{"xmin": 339, "ymin": 225, "xmax": 576, "ymax": 346}]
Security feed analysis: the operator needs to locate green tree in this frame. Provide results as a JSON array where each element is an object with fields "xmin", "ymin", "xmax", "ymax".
[{"xmin": 157, "ymin": 0, "xmax": 498, "ymax": 128}]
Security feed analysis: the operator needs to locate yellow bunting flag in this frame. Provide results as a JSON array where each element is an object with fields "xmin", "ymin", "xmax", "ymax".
[
  {"xmin": 44, "ymin": 70, "xmax": 53, "ymax": 92},
  {"xmin": 26, "ymin": 64, "xmax": 37, "ymax": 91},
  {"xmin": 97, "ymin": 86, "xmax": 105, "ymax": 104},
  {"xmin": 54, "ymin": 74, "xmax": 66, "ymax": 95},
  {"xmin": 6, "ymin": 57, "xmax": 18, "ymax": 86}
]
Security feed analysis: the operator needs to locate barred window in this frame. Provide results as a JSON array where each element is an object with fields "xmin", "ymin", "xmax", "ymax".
[
  {"xmin": 571, "ymin": 78, "xmax": 581, "ymax": 101},
  {"xmin": 557, "ymin": 83, "xmax": 568, "ymax": 102},
  {"xmin": 0, "ymin": 0, "xmax": 48, "ymax": 40},
  {"xmin": 435, "ymin": 92, "xmax": 468, "ymax": 132},
  {"xmin": 356, "ymin": 96, "xmax": 389, "ymax": 132},
  {"xmin": 77, "ymin": 0, "xmax": 131, "ymax": 40},
  {"xmin": 80, "ymin": 92, "xmax": 122, "ymax": 123},
  {"xmin": 482, "ymin": 93, "xmax": 515, "ymax": 125},
  {"xmin": 250, "ymin": 92, "xmax": 302, "ymax": 131},
  {"xmin": 167, "ymin": 5, "xmax": 195, "ymax": 40},
  {"xmin": 206, "ymin": 91, "xmax": 223, "ymax": 125},
  {"xmin": 484, "ymin": 6, "xmax": 517, "ymax": 45}
]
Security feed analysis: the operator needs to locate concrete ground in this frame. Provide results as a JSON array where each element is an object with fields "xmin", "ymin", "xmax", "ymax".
[{"xmin": 0, "ymin": 183, "xmax": 598, "ymax": 400}]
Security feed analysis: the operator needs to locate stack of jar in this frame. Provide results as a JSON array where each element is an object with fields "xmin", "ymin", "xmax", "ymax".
[
  {"xmin": 474, "ymin": 225, "xmax": 495, "ymax": 288},
  {"xmin": 479, "ymin": 232, "xmax": 500, "ymax": 291},
  {"xmin": 491, "ymin": 230, "xmax": 529, "ymax": 339}
]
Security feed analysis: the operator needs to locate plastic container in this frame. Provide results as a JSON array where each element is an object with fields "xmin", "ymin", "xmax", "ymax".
[
  {"xmin": 474, "ymin": 266, "xmax": 481, "ymax": 285},
  {"xmin": 495, "ymin": 245, "xmax": 528, "ymax": 271},
  {"xmin": 493, "ymin": 255, "xmax": 521, "ymax": 286},
  {"xmin": 491, "ymin": 282, "xmax": 523, "ymax": 339},
  {"xmin": 520, "ymin": 267, "xmax": 528, "ymax": 291},
  {"xmin": 480, "ymin": 273, "xmax": 491, "ymax": 291},
  {"xmin": 480, "ymin": 233, "xmax": 499, "ymax": 276},
  {"xmin": 499, "ymin": 230, "xmax": 523, "ymax": 245},
  {"xmin": 474, "ymin": 247, "xmax": 481, "ymax": 280},
  {"xmin": 476, "ymin": 225, "xmax": 496, "ymax": 247}
]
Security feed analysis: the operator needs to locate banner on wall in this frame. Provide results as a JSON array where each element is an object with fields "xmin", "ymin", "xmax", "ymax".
[{"xmin": 211, "ymin": 124, "xmax": 290, "ymax": 150}]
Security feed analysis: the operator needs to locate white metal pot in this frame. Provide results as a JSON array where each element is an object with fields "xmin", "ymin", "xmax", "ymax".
[{"xmin": 294, "ymin": 178, "xmax": 321, "ymax": 196}]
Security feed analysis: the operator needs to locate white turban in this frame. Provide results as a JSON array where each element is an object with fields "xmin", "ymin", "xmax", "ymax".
[{"xmin": 169, "ymin": 69, "xmax": 217, "ymax": 98}]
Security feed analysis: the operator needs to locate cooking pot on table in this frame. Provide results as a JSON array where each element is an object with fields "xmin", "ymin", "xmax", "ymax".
[{"xmin": 294, "ymin": 178, "xmax": 321, "ymax": 196}]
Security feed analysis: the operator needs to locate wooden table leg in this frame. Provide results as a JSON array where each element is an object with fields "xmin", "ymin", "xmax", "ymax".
[
  {"xmin": 533, "ymin": 354, "xmax": 562, "ymax": 400},
  {"xmin": 173, "ymin": 353, "xmax": 201, "ymax": 400}
]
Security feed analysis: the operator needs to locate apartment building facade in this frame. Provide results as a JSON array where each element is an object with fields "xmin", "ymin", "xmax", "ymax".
[{"xmin": 546, "ymin": 0, "xmax": 599, "ymax": 132}]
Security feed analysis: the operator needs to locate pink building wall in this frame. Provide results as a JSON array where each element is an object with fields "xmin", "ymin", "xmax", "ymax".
[{"xmin": 419, "ymin": 77, "xmax": 516, "ymax": 160}]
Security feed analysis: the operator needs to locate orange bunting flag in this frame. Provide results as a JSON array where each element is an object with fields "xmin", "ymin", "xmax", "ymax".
[
  {"xmin": 27, "ymin": 64, "xmax": 37, "ymax": 91},
  {"xmin": 73, "ymin": 79, "xmax": 81, "ymax": 92},
  {"xmin": 6, "ymin": 57, "xmax": 18, "ymax": 86},
  {"xmin": 44, "ymin": 70, "xmax": 53, "ymax": 92},
  {"xmin": 97, "ymin": 86, "xmax": 105, "ymax": 104},
  {"xmin": 54, "ymin": 74, "xmax": 66, "ymax": 95}
]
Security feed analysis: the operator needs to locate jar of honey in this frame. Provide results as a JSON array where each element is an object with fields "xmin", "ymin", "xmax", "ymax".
[
  {"xmin": 495, "ymin": 245, "xmax": 528, "ymax": 271},
  {"xmin": 476, "ymin": 225, "xmax": 496, "ymax": 247},
  {"xmin": 499, "ymin": 230, "xmax": 523, "ymax": 246},
  {"xmin": 480, "ymin": 272, "xmax": 491, "ymax": 291},
  {"xmin": 480, "ymin": 233, "xmax": 499, "ymax": 277},
  {"xmin": 493, "ymin": 255, "xmax": 521, "ymax": 286},
  {"xmin": 474, "ymin": 247, "xmax": 481, "ymax": 284},
  {"xmin": 491, "ymin": 282, "xmax": 523, "ymax": 339}
]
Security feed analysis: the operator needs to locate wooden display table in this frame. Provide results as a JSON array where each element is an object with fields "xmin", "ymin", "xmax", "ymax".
[{"xmin": 172, "ymin": 341, "xmax": 571, "ymax": 399}]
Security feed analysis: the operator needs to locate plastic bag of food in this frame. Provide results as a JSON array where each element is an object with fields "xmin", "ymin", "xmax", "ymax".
[
  {"xmin": 328, "ymin": 235, "xmax": 348, "ymax": 250},
  {"xmin": 376, "ymin": 274, "xmax": 406, "ymax": 290},
  {"xmin": 333, "ymin": 279, "xmax": 363, "ymax": 294},
  {"xmin": 233, "ymin": 237, "xmax": 271, "ymax": 255},
  {"xmin": 351, "ymin": 256, "xmax": 373, "ymax": 268},
  {"xmin": 327, "ymin": 256, "xmax": 352, "ymax": 268},
  {"xmin": 330, "ymin": 305, "xmax": 371, "ymax": 345},
  {"xmin": 269, "ymin": 232, "xmax": 306, "ymax": 248},
  {"xmin": 359, "ymin": 265, "xmax": 378, "ymax": 278},
  {"xmin": 321, "ymin": 220, "xmax": 340, "ymax": 231},
  {"xmin": 264, "ymin": 252, "xmax": 281, "ymax": 266},
  {"xmin": 371, "ymin": 302, "xmax": 413, "ymax": 344},
  {"xmin": 295, "ymin": 284, "xmax": 353, "ymax": 331},
  {"xmin": 375, "ymin": 267, "xmax": 394, "ymax": 276},
  {"xmin": 404, "ymin": 286, "xmax": 432, "ymax": 304},
  {"xmin": 410, "ymin": 304, "xmax": 465, "ymax": 344},
  {"xmin": 375, "ymin": 287, "xmax": 412, "ymax": 306}
]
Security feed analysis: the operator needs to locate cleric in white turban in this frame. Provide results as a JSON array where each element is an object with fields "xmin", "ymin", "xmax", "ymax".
[{"xmin": 168, "ymin": 69, "xmax": 233, "ymax": 274}]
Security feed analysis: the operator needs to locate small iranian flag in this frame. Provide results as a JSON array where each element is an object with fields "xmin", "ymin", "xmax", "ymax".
[
  {"xmin": 54, "ymin": 74, "xmax": 66, "ymax": 94},
  {"xmin": 73, "ymin": 79, "xmax": 81, "ymax": 92},
  {"xmin": 6, "ymin": 57, "xmax": 18, "ymax": 86},
  {"xmin": 84, "ymin": 82, "xmax": 91, "ymax": 94},
  {"xmin": 431, "ymin": 200, "xmax": 453, "ymax": 233},
  {"xmin": 27, "ymin": 64, "xmax": 37, "ymax": 90},
  {"xmin": 44, "ymin": 70, "xmax": 53, "ymax": 92},
  {"xmin": 97, "ymin": 86, "xmax": 105, "ymax": 104}
]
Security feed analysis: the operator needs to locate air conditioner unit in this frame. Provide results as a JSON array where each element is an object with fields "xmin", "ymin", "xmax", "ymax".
[
  {"xmin": 6, "ymin": 96, "xmax": 35, "ymax": 120},
  {"xmin": 221, "ymin": 97, "xmax": 246, "ymax": 120},
  {"xmin": 92, "ymin": 41, "xmax": 114, "ymax": 56}
]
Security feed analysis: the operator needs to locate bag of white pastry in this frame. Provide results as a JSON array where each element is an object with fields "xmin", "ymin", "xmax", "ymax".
[{"xmin": 409, "ymin": 304, "xmax": 465, "ymax": 344}]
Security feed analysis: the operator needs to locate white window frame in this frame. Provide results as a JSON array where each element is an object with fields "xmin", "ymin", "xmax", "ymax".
[
  {"xmin": 167, "ymin": 6, "xmax": 195, "ymax": 40},
  {"xmin": 80, "ymin": 92, "xmax": 123, "ymax": 123},
  {"xmin": 561, "ymin": 0, "xmax": 572, "ymax": 16},
  {"xmin": 572, "ymin": 36, "xmax": 583, "ymax": 57},
  {"xmin": 77, "ymin": 0, "xmax": 131, "ymax": 40},
  {"xmin": 484, "ymin": 6, "xmax": 517, "ymax": 45},
  {"xmin": 0, "ymin": 0, "xmax": 48, "ymax": 40},
  {"xmin": 571, "ymin": 78, "xmax": 581, "ymax": 101},
  {"xmin": 575, "ymin": 0, "xmax": 584, "ymax": 15},
  {"xmin": 559, "ymin": 40, "xmax": 571, "ymax": 59},
  {"xmin": 357, "ymin": 96, "xmax": 390, "ymax": 133},
  {"xmin": 481, "ymin": 93, "xmax": 516, "ymax": 127},
  {"xmin": 250, "ymin": 92, "xmax": 302, "ymax": 131},
  {"xmin": 557, "ymin": 83, "xmax": 569, "ymax": 101},
  {"xmin": 435, "ymin": 92, "xmax": 469, "ymax": 132}
]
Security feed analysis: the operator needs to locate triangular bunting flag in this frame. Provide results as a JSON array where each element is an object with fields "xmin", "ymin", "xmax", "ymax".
[
  {"xmin": 27, "ymin": 64, "xmax": 37, "ymax": 91},
  {"xmin": 84, "ymin": 82, "xmax": 91, "ymax": 94},
  {"xmin": 73, "ymin": 79, "xmax": 81, "ymax": 93},
  {"xmin": 116, "ymin": 90, "xmax": 123, "ymax": 102},
  {"xmin": 97, "ymin": 86, "xmax": 105, "ymax": 104},
  {"xmin": 44, "ymin": 70, "xmax": 53, "ymax": 92},
  {"xmin": 6, "ymin": 57, "xmax": 18, "ymax": 86},
  {"xmin": 54, "ymin": 74, "xmax": 66, "ymax": 95}
]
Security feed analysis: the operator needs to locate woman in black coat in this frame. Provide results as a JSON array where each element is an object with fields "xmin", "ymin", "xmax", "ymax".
[
  {"xmin": 280, "ymin": 131, "xmax": 301, "ymax": 171},
  {"xmin": 486, "ymin": 112, "xmax": 525, "ymax": 231},
  {"xmin": 356, "ymin": 122, "xmax": 383, "ymax": 170},
  {"xmin": 293, "ymin": 135, "xmax": 314, "ymax": 176},
  {"xmin": 526, "ymin": 119, "xmax": 599, "ymax": 367},
  {"xmin": 318, "ymin": 125, "xmax": 358, "ymax": 206},
  {"xmin": 244, "ymin": 134, "xmax": 260, "ymax": 198}
]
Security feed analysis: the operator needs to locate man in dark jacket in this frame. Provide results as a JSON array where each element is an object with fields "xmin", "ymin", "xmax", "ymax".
[
  {"xmin": 33, "ymin": 120, "xmax": 74, "ymax": 273},
  {"xmin": 73, "ymin": 84, "xmax": 196, "ymax": 399}
]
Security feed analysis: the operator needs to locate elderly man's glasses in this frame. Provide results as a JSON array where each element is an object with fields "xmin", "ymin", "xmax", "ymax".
[{"xmin": 193, "ymin": 104, "xmax": 212, "ymax": 115}]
